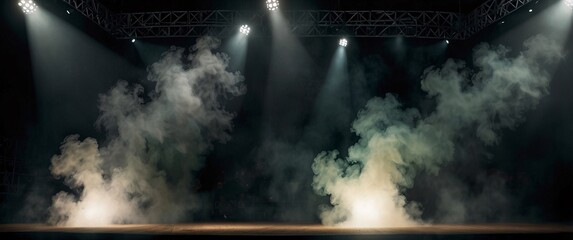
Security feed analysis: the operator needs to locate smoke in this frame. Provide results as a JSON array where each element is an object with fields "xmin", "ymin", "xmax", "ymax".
[
  {"xmin": 312, "ymin": 35, "xmax": 563, "ymax": 227},
  {"xmin": 48, "ymin": 37, "xmax": 246, "ymax": 226}
]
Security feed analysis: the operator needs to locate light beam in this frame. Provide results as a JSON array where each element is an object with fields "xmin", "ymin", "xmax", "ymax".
[{"xmin": 223, "ymin": 31, "xmax": 249, "ymax": 72}]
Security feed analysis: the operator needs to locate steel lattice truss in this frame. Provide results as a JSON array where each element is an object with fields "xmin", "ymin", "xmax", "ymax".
[
  {"xmin": 62, "ymin": 0, "xmax": 117, "ymax": 33},
  {"xmin": 62, "ymin": 0, "xmax": 538, "ymax": 39},
  {"xmin": 115, "ymin": 10, "xmax": 463, "ymax": 39},
  {"xmin": 463, "ymin": 0, "xmax": 534, "ymax": 38}
]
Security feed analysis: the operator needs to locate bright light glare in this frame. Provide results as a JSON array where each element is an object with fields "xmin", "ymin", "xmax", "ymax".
[
  {"xmin": 266, "ymin": 0, "xmax": 279, "ymax": 11},
  {"xmin": 565, "ymin": 0, "xmax": 573, "ymax": 10},
  {"xmin": 66, "ymin": 10, "xmax": 70, "ymax": 14},
  {"xmin": 529, "ymin": 9, "xmax": 533, "ymax": 12},
  {"xmin": 339, "ymin": 38, "xmax": 348, "ymax": 47},
  {"xmin": 446, "ymin": 39, "xmax": 450, "ymax": 44},
  {"xmin": 18, "ymin": 0, "xmax": 38, "ymax": 14},
  {"xmin": 239, "ymin": 25, "xmax": 251, "ymax": 36},
  {"xmin": 131, "ymin": 39, "xmax": 136, "ymax": 43},
  {"xmin": 349, "ymin": 198, "xmax": 382, "ymax": 227}
]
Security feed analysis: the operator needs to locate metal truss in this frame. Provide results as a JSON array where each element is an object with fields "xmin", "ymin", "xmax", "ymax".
[
  {"xmin": 281, "ymin": 11, "xmax": 462, "ymax": 39},
  {"xmin": 61, "ymin": 0, "xmax": 117, "ymax": 34},
  {"xmin": 463, "ymin": 0, "xmax": 534, "ymax": 38},
  {"xmin": 62, "ymin": 0, "xmax": 540, "ymax": 40},
  {"xmin": 116, "ymin": 10, "xmax": 463, "ymax": 39},
  {"xmin": 115, "ymin": 11, "xmax": 265, "ymax": 39}
]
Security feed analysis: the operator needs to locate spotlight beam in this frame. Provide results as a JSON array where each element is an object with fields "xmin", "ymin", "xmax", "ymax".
[{"xmin": 223, "ymin": 32, "xmax": 249, "ymax": 72}]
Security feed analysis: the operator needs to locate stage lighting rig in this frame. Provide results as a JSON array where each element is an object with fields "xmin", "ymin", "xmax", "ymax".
[
  {"xmin": 239, "ymin": 25, "xmax": 251, "ymax": 36},
  {"xmin": 18, "ymin": 0, "xmax": 38, "ymax": 14},
  {"xmin": 266, "ymin": 0, "xmax": 279, "ymax": 11},
  {"xmin": 339, "ymin": 38, "xmax": 348, "ymax": 47}
]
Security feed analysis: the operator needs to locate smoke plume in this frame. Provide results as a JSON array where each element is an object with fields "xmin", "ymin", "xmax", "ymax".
[
  {"xmin": 312, "ymin": 35, "xmax": 563, "ymax": 227},
  {"xmin": 48, "ymin": 37, "xmax": 245, "ymax": 226}
]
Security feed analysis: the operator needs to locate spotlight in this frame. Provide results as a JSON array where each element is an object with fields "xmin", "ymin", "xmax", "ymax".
[
  {"xmin": 266, "ymin": 0, "xmax": 279, "ymax": 11},
  {"xmin": 66, "ymin": 10, "xmax": 70, "ymax": 14},
  {"xmin": 529, "ymin": 9, "xmax": 533, "ymax": 12},
  {"xmin": 565, "ymin": 0, "xmax": 573, "ymax": 9},
  {"xmin": 446, "ymin": 40, "xmax": 450, "ymax": 44},
  {"xmin": 18, "ymin": 0, "xmax": 38, "ymax": 14},
  {"xmin": 339, "ymin": 38, "xmax": 348, "ymax": 47},
  {"xmin": 131, "ymin": 39, "xmax": 136, "ymax": 43},
  {"xmin": 239, "ymin": 25, "xmax": 251, "ymax": 36}
]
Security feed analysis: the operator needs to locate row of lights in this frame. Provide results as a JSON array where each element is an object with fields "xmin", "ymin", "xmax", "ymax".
[
  {"xmin": 22, "ymin": 0, "xmax": 570, "ymax": 47},
  {"xmin": 19, "ymin": 0, "xmax": 573, "ymax": 17},
  {"xmin": 18, "ymin": 0, "xmax": 441, "ymax": 48}
]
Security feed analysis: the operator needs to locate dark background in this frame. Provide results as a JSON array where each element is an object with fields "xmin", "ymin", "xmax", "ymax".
[{"xmin": 1, "ymin": 0, "xmax": 572, "ymax": 224}]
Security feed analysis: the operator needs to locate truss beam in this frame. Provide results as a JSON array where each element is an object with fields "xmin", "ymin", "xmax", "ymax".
[
  {"xmin": 61, "ymin": 0, "xmax": 540, "ymax": 39},
  {"xmin": 62, "ymin": 0, "xmax": 117, "ymax": 34},
  {"xmin": 463, "ymin": 0, "xmax": 534, "ymax": 38},
  {"xmin": 115, "ymin": 10, "xmax": 463, "ymax": 39}
]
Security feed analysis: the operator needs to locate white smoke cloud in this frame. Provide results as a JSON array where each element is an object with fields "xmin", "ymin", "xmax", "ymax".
[
  {"xmin": 312, "ymin": 35, "xmax": 563, "ymax": 227},
  {"xmin": 48, "ymin": 37, "xmax": 245, "ymax": 226}
]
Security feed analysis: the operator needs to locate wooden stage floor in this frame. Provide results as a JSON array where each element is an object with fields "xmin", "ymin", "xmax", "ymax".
[{"xmin": 1, "ymin": 223, "xmax": 572, "ymax": 239}]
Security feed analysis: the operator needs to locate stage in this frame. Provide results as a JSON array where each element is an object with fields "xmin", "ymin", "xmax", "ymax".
[{"xmin": 1, "ymin": 223, "xmax": 572, "ymax": 239}]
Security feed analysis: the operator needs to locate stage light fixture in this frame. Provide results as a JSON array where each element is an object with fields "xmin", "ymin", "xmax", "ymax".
[
  {"xmin": 18, "ymin": 0, "xmax": 38, "ymax": 14},
  {"xmin": 339, "ymin": 38, "xmax": 348, "ymax": 47},
  {"xmin": 131, "ymin": 39, "xmax": 136, "ymax": 43},
  {"xmin": 239, "ymin": 25, "xmax": 251, "ymax": 36},
  {"xmin": 66, "ymin": 10, "xmax": 70, "ymax": 14},
  {"xmin": 529, "ymin": 9, "xmax": 533, "ymax": 12},
  {"xmin": 565, "ymin": 0, "xmax": 573, "ymax": 9},
  {"xmin": 266, "ymin": 0, "xmax": 279, "ymax": 11},
  {"xmin": 446, "ymin": 40, "xmax": 450, "ymax": 44}
]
